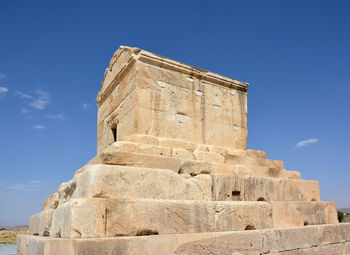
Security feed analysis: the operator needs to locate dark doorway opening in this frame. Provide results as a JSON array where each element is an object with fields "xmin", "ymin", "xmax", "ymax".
[{"xmin": 112, "ymin": 126, "xmax": 117, "ymax": 142}]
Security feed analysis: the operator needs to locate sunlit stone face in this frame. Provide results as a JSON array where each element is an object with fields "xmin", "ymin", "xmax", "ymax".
[{"xmin": 96, "ymin": 46, "xmax": 249, "ymax": 154}]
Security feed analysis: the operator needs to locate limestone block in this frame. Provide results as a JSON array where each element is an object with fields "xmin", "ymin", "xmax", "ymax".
[
  {"xmin": 224, "ymin": 154, "xmax": 283, "ymax": 169},
  {"xmin": 99, "ymin": 46, "xmax": 136, "ymax": 96},
  {"xmin": 262, "ymin": 225, "xmax": 319, "ymax": 253},
  {"xmin": 75, "ymin": 164, "xmax": 212, "ymax": 201},
  {"xmin": 18, "ymin": 230, "xmax": 262, "ymax": 255},
  {"xmin": 50, "ymin": 198, "xmax": 272, "ymax": 238},
  {"xmin": 314, "ymin": 243, "xmax": 346, "ymax": 255},
  {"xmin": 345, "ymin": 242, "xmax": 350, "ymax": 254},
  {"xmin": 18, "ymin": 224, "xmax": 350, "ymax": 255},
  {"xmin": 43, "ymin": 193, "xmax": 59, "ymax": 211},
  {"xmin": 206, "ymin": 145, "xmax": 228, "ymax": 157},
  {"xmin": 135, "ymin": 107, "xmax": 202, "ymax": 145},
  {"xmin": 340, "ymin": 223, "xmax": 350, "ymax": 242},
  {"xmin": 95, "ymin": 152, "xmax": 182, "ymax": 172},
  {"xmin": 270, "ymin": 201, "xmax": 338, "ymax": 228},
  {"xmin": 172, "ymin": 148, "xmax": 194, "ymax": 160},
  {"xmin": 247, "ymin": 149, "xmax": 267, "ymax": 159},
  {"xmin": 179, "ymin": 160, "xmax": 217, "ymax": 175},
  {"xmin": 194, "ymin": 150, "xmax": 225, "ymax": 163},
  {"xmin": 243, "ymin": 177, "xmax": 320, "ymax": 202},
  {"xmin": 318, "ymin": 224, "xmax": 345, "ymax": 245},
  {"xmin": 17, "ymin": 235, "xmax": 76, "ymax": 255},
  {"xmin": 214, "ymin": 201, "xmax": 272, "ymax": 231},
  {"xmin": 211, "ymin": 174, "xmax": 244, "ymax": 201},
  {"xmin": 217, "ymin": 164, "xmax": 285, "ymax": 179},
  {"xmin": 135, "ymin": 81, "xmax": 198, "ymax": 119},
  {"xmin": 211, "ymin": 174, "xmax": 319, "ymax": 202},
  {"xmin": 106, "ymin": 200, "xmax": 271, "ymax": 236},
  {"xmin": 29, "ymin": 210, "xmax": 54, "ymax": 236},
  {"xmin": 108, "ymin": 141, "xmax": 140, "ymax": 153},
  {"xmin": 138, "ymin": 144, "xmax": 172, "ymax": 157},
  {"xmin": 50, "ymin": 199, "xmax": 107, "ymax": 239},
  {"xmin": 173, "ymin": 231, "xmax": 262, "ymax": 255},
  {"xmin": 159, "ymin": 138, "xmax": 196, "ymax": 151},
  {"xmin": 283, "ymin": 170, "xmax": 302, "ymax": 180},
  {"xmin": 226, "ymin": 149, "xmax": 248, "ymax": 157},
  {"xmin": 123, "ymin": 134, "xmax": 159, "ymax": 145},
  {"xmin": 106, "ymin": 199, "xmax": 215, "ymax": 236},
  {"xmin": 56, "ymin": 179, "xmax": 77, "ymax": 205}
]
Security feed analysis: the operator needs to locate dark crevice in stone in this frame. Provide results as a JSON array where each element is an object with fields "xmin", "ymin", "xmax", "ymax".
[{"xmin": 135, "ymin": 229, "xmax": 159, "ymax": 236}]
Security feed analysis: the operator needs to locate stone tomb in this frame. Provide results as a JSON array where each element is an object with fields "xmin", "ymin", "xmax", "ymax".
[{"xmin": 19, "ymin": 46, "xmax": 350, "ymax": 254}]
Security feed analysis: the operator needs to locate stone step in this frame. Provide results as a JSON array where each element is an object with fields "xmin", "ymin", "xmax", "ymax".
[
  {"xmin": 35, "ymin": 199, "xmax": 272, "ymax": 238},
  {"xmin": 120, "ymin": 135, "xmax": 268, "ymax": 159},
  {"xmin": 211, "ymin": 174, "xmax": 319, "ymax": 202},
  {"xmin": 270, "ymin": 201, "xmax": 338, "ymax": 228},
  {"xmin": 32, "ymin": 199, "xmax": 338, "ymax": 239},
  {"xmin": 106, "ymin": 140, "xmax": 274, "ymax": 165},
  {"xmin": 93, "ymin": 151, "xmax": 287, "ymax": 178},
  {"xmin": 214, "ymin": 164, "xmax": 300, "ymax": 179},
  {"xmin": 73, "ymin": 164, "xmax": 212, "ymax": 202},
  {"xmin": 43, "ymin": 165, "xmax": 309, "ymax": 210},
  {"xmin": 18, "ymin": 223, "xmax": 350, "ymax": 255}
]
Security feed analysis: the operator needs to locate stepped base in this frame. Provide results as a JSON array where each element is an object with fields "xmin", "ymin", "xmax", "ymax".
[
  {"xmin": 18, "ymin": 223, "xmax": 350, "ymax": 255},
  {"xmin": 30, "ymin": 198, "xmax": 337, "ymax": 239}
]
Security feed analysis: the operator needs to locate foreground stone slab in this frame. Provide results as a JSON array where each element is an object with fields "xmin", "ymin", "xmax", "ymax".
[
  {"xmin": 18, "ymin": 223, "xmax": 350, "ymax": 255},
  {"xmin": 270, "ymin": 201, "xmax": 338, "ymax": 228},
  {"xmin": 29, "ymin": 210, "xmax": 54, "ymax": 236},
  {"xmin": 50, "ymin": 198, "xmax": 272, "ymax": 238}
]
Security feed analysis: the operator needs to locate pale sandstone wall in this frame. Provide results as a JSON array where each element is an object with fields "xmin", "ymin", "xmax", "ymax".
[
  {"xmin": 97, "ymin": 46, "xmax": 249, "ymax": 154},
  {"xmin": 97, "ymin": 65, "xmax": 137, "ymax": 154},
  {"xmin": 134, "ymin": 61, "xmax": 247, "ymax": 148}
]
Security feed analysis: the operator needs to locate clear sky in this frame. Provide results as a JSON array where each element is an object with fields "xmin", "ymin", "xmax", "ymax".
[{"xmin": 0, "ymin": 0, "xmax": 349, "ymax": 227}]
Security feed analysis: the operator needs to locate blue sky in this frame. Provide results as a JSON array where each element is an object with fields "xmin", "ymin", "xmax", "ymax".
[{"xmin": 0, "ymin": 0, "xmax": 349, "ymax": 226}]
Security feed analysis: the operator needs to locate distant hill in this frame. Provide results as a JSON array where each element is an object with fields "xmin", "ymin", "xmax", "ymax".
[
  {"xmin": 339, "ymin": 208, "xmax": 350, "ymax": 215},
  {"xmin": 0, "ymin": 225, "xmax": 29, "ymax": 232}
]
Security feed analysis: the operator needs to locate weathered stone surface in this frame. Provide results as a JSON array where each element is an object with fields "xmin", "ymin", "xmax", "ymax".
[
  {"xmin": 262, "ymin": 225, "xmax": 319, "ymax": 253},
  {"xmin": 194, "ymin": 150, "xmax": 225, "ymax": 163},
  {"xmin": 211, "ymin": 174, "xmax": 244, "ymax": 201},
  {"xmin": 50, "ymin": 198, "xmax": 107, "ymax": 238},
  {"xmin": 270, "ymin": 201, "xmax": 338, "ymax": 228},
  {"xmin": 93, "ymin": 151, "xmax": 182, "ymax": 171},
  {"xmin": 95, "ymin": 47, "xmax": 249, "ymax": 152},
  {"xmin": 173, "ymin": 231, "xmax": 262, "ymax": 255},
  {"xmin": 340, "ymin": 223, "xmax": 350, "ymax": 242},
  {"xmin": 50, "ymin": 198, "xmax": 272, "ymax": 238},
  {"xmin": 75, "ymin": 164, "xmax": 212, "ymax": 201},
  {"xmin": 247, "ymin": 149, "xmax": 267, "ymax": 159},
  {"xmin": 18, "ymin": 224, "xmax": 350, "ymax": 255},
  {"xmin": 42, "ymin": 193, "xmax": 59, "ymax": 211},
  {"xmin": 172, "ymin": 148, "xmax": 195, "ymax": 159},
  {"xmin": 179, "ymin": 160, "xmax": 217, "ymax": 175},
  {"xmin": 29, "ymin": 210, "xmax": 54, "ymax": 236},
  {"xmin": 243, "ymin": 177, "xmax": 320, "ymax": 202},
  {"xmin": 17, "ymin": 235, "xmax": 75, "ymax": 255},
  {"xmin": 159, "ymin": 138, "xmax": 197, "ymax": 151},
  {"xmin": 211, "ymin": 174, "xmax": 319, "ymax": 202},
  {"xmin": 124, "ymin": 134, "xmax": 160, "ymax": 146}
]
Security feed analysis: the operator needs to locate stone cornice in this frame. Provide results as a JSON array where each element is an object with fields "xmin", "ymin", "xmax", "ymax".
[{"xmin": 97, "ymin": 46, "xmax": 250, "ymax": 107}]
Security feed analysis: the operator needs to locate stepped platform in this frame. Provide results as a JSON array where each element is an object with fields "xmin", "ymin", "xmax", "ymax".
[
  {"xmin": 19, "ymin": 46, "xmax": 348, "ymax": 254},
  {"xmin": 18, "ymin": 223, "xmax": 350, "ymax": 255}
]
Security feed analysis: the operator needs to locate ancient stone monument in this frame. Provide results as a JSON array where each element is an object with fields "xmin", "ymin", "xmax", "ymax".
[{"xmin": 19, "ymin": 46, "xmax": 350, "ymax": 254}]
